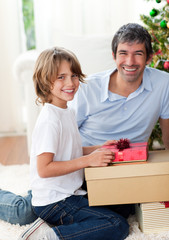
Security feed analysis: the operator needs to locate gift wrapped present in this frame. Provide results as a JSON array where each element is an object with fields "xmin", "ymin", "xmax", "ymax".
[
  {"xmin": 136, "ymin": 201, "xmax": 169, "ymax": 233},
  {"xmin": 102, "ymin": 139, "xmax": 148, "ymax": 163}
]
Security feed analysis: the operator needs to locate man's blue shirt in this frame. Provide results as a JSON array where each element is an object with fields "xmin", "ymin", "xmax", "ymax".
[{"xmin": 73, "ymin": 67, "xmax": 169, "ymax": 146}]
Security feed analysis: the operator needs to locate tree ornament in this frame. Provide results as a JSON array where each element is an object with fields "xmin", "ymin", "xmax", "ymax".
[
  {"xmin": 160, "ymin": 20, "xmax": 167, "ymax": 28},
  {"xmin": 156, "ymin": 0, "xmax": 161, "ymax": 3},
  {"xmin": 164, "ymin": 61, "xmax": 169, "ymax": 70},
  {"xmin": 155, "ymin": 49, "xmax": 162, "ymax": 55},
  {"xmin": 167, "ymin": 21, "xmax": 169, "ymax": 28},
  {"xmin": 150, "ymin": 8, "xmax": 158, "ymax": 17},
  {"xmin": 165, "ymin": 6, "xmax": 169, "ymax": 12}
]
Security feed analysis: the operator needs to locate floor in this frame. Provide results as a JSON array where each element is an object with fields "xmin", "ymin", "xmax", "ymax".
[{"xmin": 0, "ymin": 136, "xmax": 29, "ymax": 165}]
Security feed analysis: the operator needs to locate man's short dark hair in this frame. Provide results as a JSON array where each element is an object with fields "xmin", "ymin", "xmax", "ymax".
[{"xmin": 111, "ymin": 23, "xmax": 153, "ymax": 60}]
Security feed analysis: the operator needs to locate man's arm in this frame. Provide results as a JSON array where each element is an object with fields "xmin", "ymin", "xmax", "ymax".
[{"xmin": 159, "ymin": 118, "xmax": 169, "ymax": 149}]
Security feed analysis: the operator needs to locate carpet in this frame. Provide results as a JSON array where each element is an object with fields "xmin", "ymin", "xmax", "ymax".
[{"xmin": 0, "ymin": 163, "xmax": 169, "ymax": 240}]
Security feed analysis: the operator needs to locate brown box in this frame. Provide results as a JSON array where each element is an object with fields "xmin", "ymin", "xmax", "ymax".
[{"xmin": 85, "ymin": 150, "xmax": 169, "ymax": 206}]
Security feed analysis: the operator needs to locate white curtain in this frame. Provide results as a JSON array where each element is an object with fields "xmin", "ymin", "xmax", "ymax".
[
  {"xmin": 33, "ymin": 0, "xmax": 153, "ymax": 50},
  {"xmin": 0, "ymin": 0, "xmax": 26, "ymax": 134}
]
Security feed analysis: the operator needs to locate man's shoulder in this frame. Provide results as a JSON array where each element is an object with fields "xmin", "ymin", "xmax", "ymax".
[
  {"xmin": 86, "ymin": 69, "xmax": 114, "ymax": 81},
  {"xmin": 79, "ymin": 69, "xmax": 111, "ymax": 95},
  {"xmin": 144, "ymin": 67, "xmax": 169, "ymax": 84},
  {"xmin": 145, "ymin": 67, "xmax": 169, "ymax": 77},
  {"xmin": 82, "ymin": 68, "xmax": 114, "ymax": 88}
]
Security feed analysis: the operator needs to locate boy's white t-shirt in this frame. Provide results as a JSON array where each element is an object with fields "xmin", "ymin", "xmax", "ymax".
[{"xmin": 30, "ymin": 103, "xmax": 86, "ymax": 206}]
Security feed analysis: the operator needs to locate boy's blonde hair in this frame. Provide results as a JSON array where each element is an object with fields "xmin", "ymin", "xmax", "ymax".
[{"xmin": 33, "ymin": 47, "xmax": 86, "ymax": 105}]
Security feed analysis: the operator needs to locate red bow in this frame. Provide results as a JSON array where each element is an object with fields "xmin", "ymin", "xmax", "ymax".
[{"xmin": 116, "ymin": 138, "xmax": 130, "ymax": 151}]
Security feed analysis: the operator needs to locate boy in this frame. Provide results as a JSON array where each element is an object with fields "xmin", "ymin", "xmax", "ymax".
[{"xmin": 18, "ymin": 47, "xmax": 129, "ymax": 240}]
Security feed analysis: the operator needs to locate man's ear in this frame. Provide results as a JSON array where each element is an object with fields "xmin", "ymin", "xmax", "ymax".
[
  {"xmin": 146, "ymin": 54, "xmax": 153, "ymax": 65},
  {"xmin": 112, "ymin": 52, "xmax": 116, "ymax": 60}
]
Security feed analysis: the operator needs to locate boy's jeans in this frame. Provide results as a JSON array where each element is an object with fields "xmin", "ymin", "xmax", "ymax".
[
  {"xmin": 33, "ymin": 195, "xmax": 129, "ymax": 240},
  {"xmin": 0, "ymin": 190, "xmax": 37, "ymax": 225}
]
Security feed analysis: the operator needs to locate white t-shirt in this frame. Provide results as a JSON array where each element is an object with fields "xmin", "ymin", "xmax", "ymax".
[{"xmin": 30, "ymin": 103, "xmax": 86, "ymax": 206}]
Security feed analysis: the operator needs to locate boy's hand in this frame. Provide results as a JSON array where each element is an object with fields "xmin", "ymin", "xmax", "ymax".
[{"xmin": 88, "ymin": 148, "xmax": 115, "ymax": 167}]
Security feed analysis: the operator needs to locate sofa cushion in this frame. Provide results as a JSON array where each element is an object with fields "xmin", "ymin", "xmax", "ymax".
[{"xmin": 50, "ymin": 33, "xmax": 116, "ymax": 75}]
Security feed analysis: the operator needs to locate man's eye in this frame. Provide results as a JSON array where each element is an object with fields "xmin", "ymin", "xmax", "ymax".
[{"xmin": 119, "ymin": 52, "xmax": 127, "ymax": 55}]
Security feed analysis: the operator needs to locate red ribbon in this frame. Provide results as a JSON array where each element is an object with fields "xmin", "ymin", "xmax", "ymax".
[{"xmin": 161, "ymin": 202, "xmax": 169, "ymax": 208}]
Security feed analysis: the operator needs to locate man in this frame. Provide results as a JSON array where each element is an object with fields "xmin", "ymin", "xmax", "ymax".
[
  {"xmin": 74, "ymin": 23, "xmax": 169, "ymax": 149},
  {"xmin": 0, "ymin": 23, "xmax": 169, "ymax": 226}
]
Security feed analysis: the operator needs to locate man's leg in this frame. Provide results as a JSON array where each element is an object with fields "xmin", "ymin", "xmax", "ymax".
[
  {"xmin": 106, "ymin": 204, "xmax": 135, "ymax": 219},
  {"xmin": 0, "ymin": 190, "xmax": 37, "ymax": 225}
]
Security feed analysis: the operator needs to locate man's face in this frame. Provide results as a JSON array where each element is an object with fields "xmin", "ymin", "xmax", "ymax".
[{"xmin": 113, "ymin": 42, "xmax": 152, "ymax": 83}]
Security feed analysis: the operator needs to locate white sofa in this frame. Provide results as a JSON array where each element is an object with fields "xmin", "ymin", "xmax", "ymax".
[{"xmin": 13, "ymin": 34, "xmax": 116, "ymax": 154}]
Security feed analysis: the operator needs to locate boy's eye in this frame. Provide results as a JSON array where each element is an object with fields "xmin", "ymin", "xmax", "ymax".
[
  {"xmin": 57, "ymin": 75, "xmax": 65, "ymax": 80},
  {"xmin": 72, "ymin": 74, "xmax": 79, "ymax": 78}
]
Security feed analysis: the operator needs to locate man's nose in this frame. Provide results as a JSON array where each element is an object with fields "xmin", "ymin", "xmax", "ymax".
[{"xmin": 126, "ymin": 55, "xmax": 135, "ymax": 66}]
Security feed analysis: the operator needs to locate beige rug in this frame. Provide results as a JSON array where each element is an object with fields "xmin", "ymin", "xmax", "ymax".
[{"xmin": 0, "ymin": 163, "xmax": 169, "ymax": 240}]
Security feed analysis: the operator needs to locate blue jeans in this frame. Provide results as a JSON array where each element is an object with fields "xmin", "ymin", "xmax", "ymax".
[
  {"xmin": 0, "ymin": 190, "xmax": 37, "ymax": 225},
  {"xmin": 33, "ymin": 195, "xmax": 129, "ymax": 240}
]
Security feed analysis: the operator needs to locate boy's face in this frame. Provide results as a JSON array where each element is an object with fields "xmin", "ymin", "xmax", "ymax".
[
  {"xmin": 113, "ymin": 41, "xmax": 152, "ymax": 84},
  {"xmin": 50, "ymin": 60, "xmax": 80, "ymax": 108}
]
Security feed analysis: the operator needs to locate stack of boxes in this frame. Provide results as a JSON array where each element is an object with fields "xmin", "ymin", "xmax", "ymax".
[{"xmin": 85, "ymin": 148, "xmax": 169, "ymax": 233}]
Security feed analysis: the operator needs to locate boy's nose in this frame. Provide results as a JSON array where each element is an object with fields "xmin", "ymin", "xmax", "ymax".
[{"xmin": 66, "ymin": 76, "xmax": 74, "ymax": 85}]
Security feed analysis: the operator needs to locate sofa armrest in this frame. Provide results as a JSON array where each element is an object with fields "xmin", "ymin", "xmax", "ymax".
[{"xmin": 13, "ymin": 50, "xmax": 41, "ymax": 154}]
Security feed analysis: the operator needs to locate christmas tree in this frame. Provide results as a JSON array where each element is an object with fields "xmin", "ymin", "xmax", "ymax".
[
  {"xmin": 141, "ymin": 0, "xmax": 169, "ymax": 71},
  {"xmin": 140, "ymin": 0, "xmax": 169, "ymax": 149}
]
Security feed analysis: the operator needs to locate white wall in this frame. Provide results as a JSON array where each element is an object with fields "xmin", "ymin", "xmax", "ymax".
[
  {"xmin": 0, "ymin": 0, "xmax": 25, "ymax": 133},
  {"xmin": 34, "ymin": 0, "xmax": 155, "ymax": 51}
]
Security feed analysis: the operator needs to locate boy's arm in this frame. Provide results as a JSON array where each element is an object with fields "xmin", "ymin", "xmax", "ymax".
[
  {"xmin": 83, "ymin": 140, "xmax": 117, "ymax": 155},
  {"xmin": 83, "ymin": 145, "xmax": 101, "ymax": 155},
  {"xmin": 37, "ymin": 149, "xmax": 114, "ymax": 178}
]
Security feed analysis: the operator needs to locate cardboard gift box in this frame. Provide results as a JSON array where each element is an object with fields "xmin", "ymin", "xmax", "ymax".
[
  {"xmin": 102, "ymin": 142, "xmax": 148, "ymax": 163},
  {"xmin": 135, "ymin": 202, "xmax": 169, "ymax": 233},
  {"xmin": 85, "ymin": 150, "xmax": 169, "ymax": 206}
]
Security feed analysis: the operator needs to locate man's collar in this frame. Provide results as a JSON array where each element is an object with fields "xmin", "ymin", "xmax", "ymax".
[
  {"xmin": 101, "ymin": 67, "xmax": 152, "ymax": 102},
  {"xmin": 142, "ymin": 67, "xmax": 152, "ymax": 92},
  {"xmin": 101, "ymin": 69, "xmax": 116, "ymax": 102}
]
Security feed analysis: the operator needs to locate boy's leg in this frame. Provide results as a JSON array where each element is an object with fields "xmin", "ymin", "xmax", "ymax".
[
  {"xmin": 0, "ymin": 190, "xmax": 37, "ymax": 225},
  {"xmin": 54, "ymin": 196, "xmax": 129, "ymax": 240},
  {"xmin": 18, "ymin": 218, "xmax": 58, "ymax": 240},
  {"xmin": 33, "ymin": 195, "xmax": 129, "ymax": 240}
]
